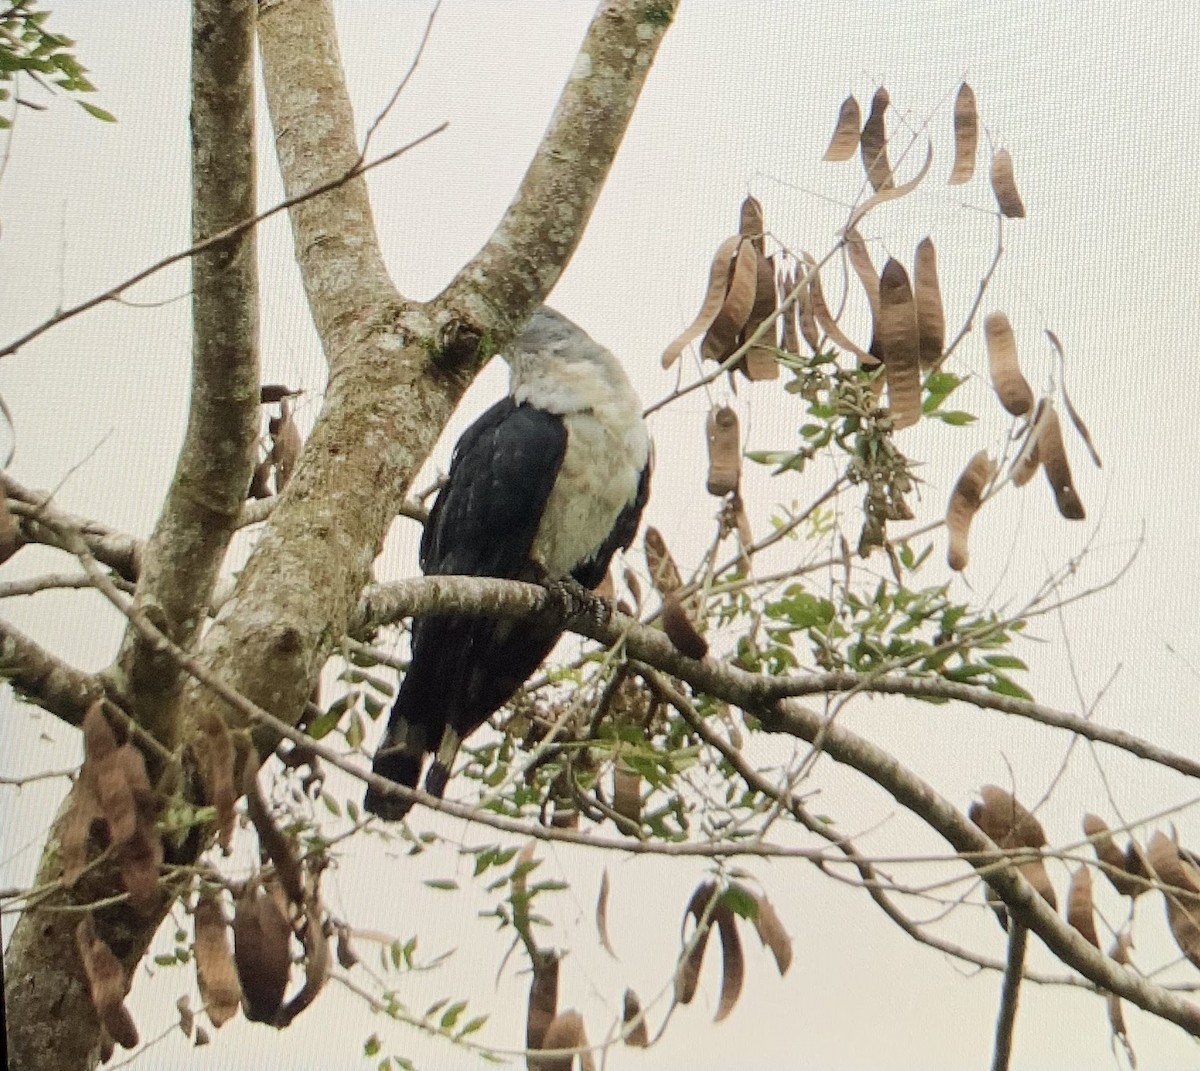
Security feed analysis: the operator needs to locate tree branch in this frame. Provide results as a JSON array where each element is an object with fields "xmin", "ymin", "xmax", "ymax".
[
  {"xmin": 112, "ymin": 0, "xmax": 261, "ymax": 747},
  {"xmin": 0, "ymin": 617, "xmax": 103, "ymax": 726},
  {"xmin": 439, "ymin": 0, "xmax": 679, "ymax": 330},
  {"xmin": 358, "ymin": 575, "xmax": 1200, "ymax": 782},
  {"xmin": 761, "ymin": 700, "xmax": 1200, "ymax": 1037}
]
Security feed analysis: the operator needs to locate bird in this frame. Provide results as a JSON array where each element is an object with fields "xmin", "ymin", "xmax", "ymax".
[{"xmin": 363, "ymin": 306, "xmax": 651, "ymax": 819}]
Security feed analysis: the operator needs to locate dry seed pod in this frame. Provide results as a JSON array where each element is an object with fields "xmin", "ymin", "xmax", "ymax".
[
  {"xmin": 701, "ymin": 238, "xmax": 758, "ymax": 364},
  {"xmin": 1082, "ymin": 814, "xmax": 1149, "ymax": 898},
  {"xmin": 527, "ymin": 950, "xmax": 560, "ymax": 1051},
  {"xmin": 662, "ymin": 592, "xmax": 708, "ymax": 659},
  {"xmin": 335, "ymin": 925, "xmax": 359, "ymax": 969},
  {"xmin": 1107, "ymin": 933, "xmax": 1133, "ymax": 1053},
  {"xmin": 740, "ymin": 251, "xmax": 779, "ymax": 380},
  {"xmin": 983, "ymin": 312, "xmax": 1034, "ymax": 416},
  {"xmin": 1044, "ymin": 330, "xmax": 1102, "ymax": 467},
  {"xmin": 536, "ymin": 1009, "xmax": 593, "ymax": 1071},
  {"xmin": 796, "ymin": 264, "xmax": 821, "ymax": 353},
  {"xmin": 823, "ymin": 94, "xmax": 861, "ymax": 161},
  {"xmin": 914, "ymin": 237, "xmax": 945, "ymax": 368},
  {"xmin": 712, "ymin": 907, "xmax": 744, "ymax": 1023},
  {"xmin": 877, "ymin": 258, "xmax": 921, "ymax": 429},
  {"xmin": 233, "ymin": 884, "xmax": 293, "ymax": 1023},
  {"xmin": 622, "ymin": 989, "xmax": 649, "ymax": 1047},
  {"xmin": 177, "ymin": 994, "xmax": 194, "ymax": 1039},
  {"xmin": 643, "ymin": 527, "xmax": 682, "ymax": 594},
  {"xmin": 859, "ymin": 86, "xmax": 893, "ymax": 192},
  {"xmin": 76, "ymin": 915, "xmax": 139, "ymax": 1051},
  {"xmin": 595, "ymin": 870, "xmax": 615, "ymax": 957},
  {"xmin": 971, "ymin": 785, "xmax": 1047, "ymax": 847},
  {"xmin": 243, "ymin": 751, "xmax": 304, "ymax": 907},
  {"xmin": 612, "ymin": 763, "xmax": 642, "ymax": 826},
  {"xmin": 844, "ymin": 227, "xmax": 880, "ymax": 323},
  {"xmin": 705, "ymin": 406, "xmax": 741, "ymax": 496},
  {"xmin": 248, "ymin": 457, "xmax": 274, "ymax": 500},
  {"xmin": 948, "ymin": 82, "xmax": 978, "ymax": 185},
  {"xmin": 1147, "ymin": 832, "xmax": 1200, "ymax": 970},
  {"xmin": 738, "ymin": 194, "xmax": 765, "ymax": 251},
  {"xmin": 662, "ymin": 236, "xmax": 742, "ymax": 368},
  {"xmin": 751, "ymin": 893, "xmax": 792, "ymax": 976},
  {"xmin": 777, "ymin": 269, "xmax": 800, "ymax": 356},
  {"xmin": 990, "ymin": 148, "xmax": 1026, "ymax": 218},
  {"xmin": 1010, "ymin": 400, "xmax": 1047, "ymax": 488},
  {"xmin": 945, "ymin": 450, "xmax": 995, "ymax": 571},
  {"xmin": 1038, "ymin": 403, "xmax": 1086, "ymax": 520},
  {"xmin": 804, "ymin": 253, "xmax": 875, "ymax": 365},
  {"xmin": 676, "ymin": 882, "xmax": 718, "ymax": 1005},
  {"xmin": 847, "ymin": 141, "xmax": 934, "ymax": 230},
  {"xmin": 1067, "ymin": 866, "xmax": 1100, "ymax": 948},
  {"xmin": 196, "ymin": 708, "xmax": 237, "ymax": 851},
  {"xmin": 194, "ymin": 891, "xmax": 242, "ymax": 1028}
]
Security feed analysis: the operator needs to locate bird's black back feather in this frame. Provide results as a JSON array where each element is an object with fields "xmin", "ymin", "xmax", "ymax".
[{"xmin": 365, "ymin": 400, "xmax": 568, "ymax": 817}]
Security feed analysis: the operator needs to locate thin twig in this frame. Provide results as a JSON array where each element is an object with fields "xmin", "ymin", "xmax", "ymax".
[
  {"xmin": 991, "ymin": 922, "xmax": 1028, "ymax": 1071},
  {"xmin": 1, "ymin": 123, "xmax": 448, "ymax": 360}
]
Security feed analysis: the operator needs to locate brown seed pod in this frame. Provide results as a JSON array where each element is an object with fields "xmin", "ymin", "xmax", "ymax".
[
  {"xmin": 194, "ymin": 891, "xmax": 242, "ymax": 1028},
  {"xmin": 990, "ymin": 148, "xmax": 1026, "ymax": 218},
  {"xmin": 622, "ymin": 989, "xmax": 649, "ymax": 1047},
  {"xmin": 662, "ymin": 236, "xmax": 742, "ymax": 368},
  {"xmin": 751, "ymin": 892, "xmax": 792, "ymax": 976},
  {"xmin": 948, "ymin": 82, "xmax": 978, "ymax": 185},
  {"xmin": 914, "ymin": 237, "xmax": 945, "ymax": 369},
  {"xmin": 701, "ymin": 238, "xmax": 759, "ymax": 364},
  {"xmin": 984, "ymin": 312, "xmax": 1034, "ymax": 416},
  {"xmin": 526, "ymin": 950, "xmax": 560, "ymax": 1052},
  {"xmin": 643, "ymin": 527, "xmax": 682, "ymax": 594},
  {"xmin": 946, "ymin": 451, "xmax": 995, "ymax": 571},
  {"xmin": 1038, "ymin": 404, "xmax": 1086, "ymax": 520},
  {"xmin": 233, "ymin": 884, "xmax": 293, "ymax": 1023},
  {"xmin": 877, "ymin": 258, "xmax": 921, "ymax": 430},
  {"xmin": 1067, "ymin": 866, "xmax": 1100, "ymax": 948},
  {"xmin": 859, "ymin": 86, "xmax": 893, "ymax": 192},
  {"xmin": 76, "ymin": 915, "xmax": 139, "ymax": 1051},
  {"xmin": 1082, "ymin": 814, "xmax": 1150, "ymax": 898},
  {"xmin": 662, "ymin": 592, "xmax": 708, "ymax": 659},
  {"xmin": 823, "ymin": 94, "xmax": 861, "ymax": 161}
]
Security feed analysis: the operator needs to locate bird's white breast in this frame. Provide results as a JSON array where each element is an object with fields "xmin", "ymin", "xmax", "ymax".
[{"xmin": 530, "ymin": 402, "xmax": 648, "ymax": 578}]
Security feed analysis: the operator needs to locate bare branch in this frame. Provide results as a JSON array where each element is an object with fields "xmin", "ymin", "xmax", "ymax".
[
  {"xmin": 991, "ymin": 923, "xmax": 1028, "ymax": 1071},
  {"xmin": 0, "ymin": 617, "xmax": 103, "ymax": 727},
  {"xmin": 761, "ymin": 700, "xmax": 1200, "ymax": 1037},
  {"xmin": 111, "ymin": 0, "xmax": 261, "ymax": 748},
  {"xmin": 5, "ymin": 474, "xmax": 142, "ymax": 581},
  {"xmin": 439, "ymin": 0, "xmax": 680, "ymax": 329}
]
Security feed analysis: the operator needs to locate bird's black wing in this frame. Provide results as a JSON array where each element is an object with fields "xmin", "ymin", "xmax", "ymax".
[
  {"xmin": 366, "ymin": 400, "xmax": 567, "ymax": 818},
  {"xmin": 571, "ymin": 459, "xmax": 651, "ymax": 590},
  {"xmin": 420, "ymin": 397, "xmax": 567, "ymax": 578}
]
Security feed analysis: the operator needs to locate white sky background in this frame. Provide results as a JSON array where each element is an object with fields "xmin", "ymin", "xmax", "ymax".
[{"xmin": 2, "ymin": 1, "xmax": 1200, "ymax": 1068}]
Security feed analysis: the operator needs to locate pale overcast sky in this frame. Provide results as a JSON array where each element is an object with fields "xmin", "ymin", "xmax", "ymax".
[{"xmin": 3, "ymin": 3, "xmax": 1200, "ymax": 1069}]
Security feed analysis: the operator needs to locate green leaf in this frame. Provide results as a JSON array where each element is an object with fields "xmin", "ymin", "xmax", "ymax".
[
  {"xmin": 424, "ymin": 879, "xmax": 459, "ymax": 891},
  {"xmin": 364, "ymin": 1035, "xmax": 382, "ymax": 1057},
  {"xmin": 721, "ymin": 882, "xmax": 759, "ymax": 920},
  {"xmin": 929, "ymin": 409, "xmax": 976, "ymax": 426},
  {"xmin": 440, "ymin": 1000, "xmax": 468, "ymax": 1030},
  {"xmin": 986, "ymin": 674, "xmax": 1034, "ymax": 700},
  {"xmin": 457, "ymin": 1014, "xmax": 488, "ymax": 1038},
  {"xmin": 983, "ymin": 654, "xmax": 1028, "ymax": 670}
]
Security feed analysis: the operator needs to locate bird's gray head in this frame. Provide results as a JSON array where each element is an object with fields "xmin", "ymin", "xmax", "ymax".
[{"xmin": 504, "ymin": 306, "xmax": 642, "ymax": 417}]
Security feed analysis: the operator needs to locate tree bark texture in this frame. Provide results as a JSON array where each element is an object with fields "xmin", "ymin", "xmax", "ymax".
[{"xmin": 4, "ymin": 3, "xmax": 679, "ymax": 1069}]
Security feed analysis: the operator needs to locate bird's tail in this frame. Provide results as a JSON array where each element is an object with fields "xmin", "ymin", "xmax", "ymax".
[{"xmin": 363, "ymin": 706, "xmax": 428, "ymax": 820}]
